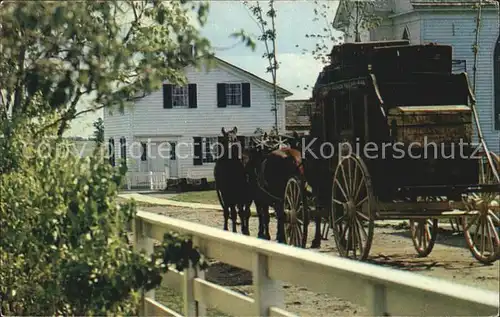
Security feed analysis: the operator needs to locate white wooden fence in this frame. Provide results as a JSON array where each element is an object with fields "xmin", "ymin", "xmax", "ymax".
[{"xmin": 133, "ymin": 210, "xmax": 499, "ymax": 317}]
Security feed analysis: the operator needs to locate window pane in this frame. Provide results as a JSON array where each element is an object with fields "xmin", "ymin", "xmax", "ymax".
[
  {"xmin": 225, "ymin": 83, "xmax": 242, "ymax": 105},
  {"xmin": 172, "ymin": 85, "xmax": 188, "ymax": 107}
]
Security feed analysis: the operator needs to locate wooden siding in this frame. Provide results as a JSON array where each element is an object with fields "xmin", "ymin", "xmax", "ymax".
[
  {"xmin": 285, "ymin": 99, "xmax": 312, "ymax": 133},
  {"xmin": 422, "ymin": 11, "xmax": 500, "ymax": 153},
  {"xmin": 104, "ymin": 60, "xmax": 289, "ymax": 180}
]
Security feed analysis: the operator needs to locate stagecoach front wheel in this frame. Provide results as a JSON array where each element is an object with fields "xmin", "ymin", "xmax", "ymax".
[
  {"xmin": 463, "ymin": 152, "xmax": 500, "ymax": 264},
  {"xmin": 410, "ymin": 219, "xmax": 438, "ymax": 257},
  {"xmin": 283, "ymin": 176, "xmax": 309, "ymax": 248},
  {"xmin": 330, "ymin": 154, "xmax": 375, "ymax": 261}
]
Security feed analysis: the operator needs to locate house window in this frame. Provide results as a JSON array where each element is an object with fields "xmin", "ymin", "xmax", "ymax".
[
  {"xmin": 226, "ymin": 83, "xmax": 242, "ymax": 106},
  {"xmin": 202, "ymin": 137, "xmax": 217, "ymax": 163},
  {"xmin": 172, "ymin": 85, "xmax": 189, "ymax": 107},
  {"xmin": 141, "ymin": 142, "xmax": 147, "ymax": 161}
]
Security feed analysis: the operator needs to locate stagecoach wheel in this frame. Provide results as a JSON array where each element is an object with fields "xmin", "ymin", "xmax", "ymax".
[
  {"xmin": 330, "ymin": 154, "xmax": 375, "ymax": 261},
  {"xmin": 409, "ymin": 219, "xmax": 438, "ymax": 257},
  {"xmin": 463, "ymin": 152, "xmax": 500, "ymax": 264},
  {"xmin": 283, "ymin": 176, "xmax": 308, "ymax": 248}
]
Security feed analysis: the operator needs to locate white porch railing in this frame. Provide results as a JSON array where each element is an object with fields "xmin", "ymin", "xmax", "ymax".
[
  {"xmin": 127, "ymin": 172, "xmax": 168, "ymax": 191},
  {"xmin": 133, "ymin": 210, "xmax": 499, "ymax": 317}
]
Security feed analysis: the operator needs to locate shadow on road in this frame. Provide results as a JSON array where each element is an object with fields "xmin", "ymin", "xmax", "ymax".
[{"xmin": 388, "ymin": 227, "xmax": 469, "ymax": 250}]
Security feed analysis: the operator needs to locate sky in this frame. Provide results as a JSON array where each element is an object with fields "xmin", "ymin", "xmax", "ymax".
[{"xmin": 68, "ymin": 0, "xmax": 342, "ymax": 137}]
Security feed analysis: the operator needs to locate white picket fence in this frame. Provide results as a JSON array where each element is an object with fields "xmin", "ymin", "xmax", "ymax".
[
  {"xmin": 133, "ymin": 210, "xmax": 499, "ymax": 317},
  {"xmin": 126, "ymin": 171, "xmax": 168, "ymax": 191}
]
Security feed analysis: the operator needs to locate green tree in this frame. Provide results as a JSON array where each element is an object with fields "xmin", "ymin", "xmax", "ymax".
[
  {"xmin": 0, "ymin": 125, "xmax": 208, "ymax": 315},
  {"xmin": 0, "ymin": 0, "xmax": 212, "ymax": 138},
  {"xmin": 92, "ymin": 118, "xmax": 105, "ymax": 147},
  {"xmin": 298, "ymin": 0, "xmax": 383, "ymax": 67}
]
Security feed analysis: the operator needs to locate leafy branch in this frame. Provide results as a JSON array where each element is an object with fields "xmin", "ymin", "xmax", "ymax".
[{"xmin": 243, "ymin": 0, "xmax": 279, "ymax": 133}]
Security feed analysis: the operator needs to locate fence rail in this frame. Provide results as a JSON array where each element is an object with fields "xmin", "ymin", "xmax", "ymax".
[{"xmin": 133, "ymin": 210, "xmax": 499, "ymax": 317}]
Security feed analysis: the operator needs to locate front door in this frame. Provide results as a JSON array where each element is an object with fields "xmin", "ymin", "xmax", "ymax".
[{"xmin": 165, "ymin": 141, "xmax": 178, "ymax": 178}]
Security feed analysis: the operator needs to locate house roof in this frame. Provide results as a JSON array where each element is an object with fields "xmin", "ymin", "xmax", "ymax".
[
  {"xmin": 334, "ymin": 0, "xmax": 499, "ymax": 28},
  {"xmin": 130, "ymin": 54, "xmax": 293, "ymax": 100},
  {"xmin": 412, "ymin": 0, "xmax": 498, "ymax": 6},
  {"xmin": 213, "ymin": 56, "xmax": 293, "ymax": 96},
  {"xmin": 285, "ymin": 99, "xmax": 313, "ymax": 129}
]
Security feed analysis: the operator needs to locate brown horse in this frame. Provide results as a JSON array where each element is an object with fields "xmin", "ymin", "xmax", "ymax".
[
  {"xmin": 245, "ymin": 133, "xmax": 309, "ymax": 244},
  {"xmin": 214, "ymin": 127, "xmax": 251, "ymax": 235}
]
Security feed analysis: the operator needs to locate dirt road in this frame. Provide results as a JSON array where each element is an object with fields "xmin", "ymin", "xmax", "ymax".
[{"xmin": 137, "ymin": 204, "xmax": 499, "ymax": 316}]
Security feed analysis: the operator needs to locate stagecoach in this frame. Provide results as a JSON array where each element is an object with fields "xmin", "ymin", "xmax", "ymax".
[{"xmin": 280, "ymin": 40, "xmax": 500, "ymax": 264}]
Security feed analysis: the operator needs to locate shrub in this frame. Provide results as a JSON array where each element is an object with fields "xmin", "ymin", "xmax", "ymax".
[{"xmin": 0, "ymin": 126, "xmax": 207, "ymax": 315}]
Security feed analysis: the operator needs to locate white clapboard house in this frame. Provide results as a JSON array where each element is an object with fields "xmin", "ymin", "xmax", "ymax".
[{"xmin": 104, "ymin": 56, "xmax": 293, "ymax": 190}]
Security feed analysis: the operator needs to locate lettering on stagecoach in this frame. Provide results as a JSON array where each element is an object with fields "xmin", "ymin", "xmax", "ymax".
[
  {"xmin": 330, "ymin": 78, "xmax": 367, "ymax": 91},
  {"xmin": 319, "ymin": 78, "xmax": 368, "ymax": 94}
]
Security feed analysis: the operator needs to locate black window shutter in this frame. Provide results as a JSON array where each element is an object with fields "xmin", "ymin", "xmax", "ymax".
[
  {"xmin": 217, "ymin": 83, "xmax": 227, "ymax": 108},
  {"xmin": 141, "ymin": 142, "xmax": 147, "ymax": 161},
  {"xmin": 163, "ymin": 84, "xmax": 173, "ymax": 109},
  {"xmin": 242, "ymin": 83, "xmax": 251, "ymax": 107},
  {"xmin": 170, "ymin": 142, "xmax": 176, "ymax": 160},
  {"xmin": 193, "ymin": 137, "xmax": 202, "ymax": 165},
  {"xmin": 188, "ymin": 84, "xmax": 197, "ymax": 108},
  {"xmin": 120, "ymin": 137, "xmax": 127, "ymax": 167},
  {"xmin": 108, "ymin": 138, "xmax": 115, "ymax": 167},
  {"xmin": 237, "ymin": 136, "xmax": 245, "ymax": 150}
]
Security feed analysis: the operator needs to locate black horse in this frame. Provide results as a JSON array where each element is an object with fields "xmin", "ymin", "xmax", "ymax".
[{"xmin": 214, "ymin": 127, "xmax": 251, "ymax": 235}]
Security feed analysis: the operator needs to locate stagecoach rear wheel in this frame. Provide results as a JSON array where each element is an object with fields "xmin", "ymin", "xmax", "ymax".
[
  {"xmin": 330, "ymin": 154, "xmax": 375, "ymax": 261},
  {"xmin": 283, "ymin": 176, "xmax": 309, "ymax": 248},
  {"xmin": 463, "ymin": 152, "xmax": 500, "ymax": 264},
  {"xmin": 410, "ymin": 219, "xmax": 438, "ymax": 257}
]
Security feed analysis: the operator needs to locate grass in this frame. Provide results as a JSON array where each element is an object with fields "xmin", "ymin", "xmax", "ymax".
[{"xmin": 169, "ymin": 190, "xmax": 220, "ymax": 205}]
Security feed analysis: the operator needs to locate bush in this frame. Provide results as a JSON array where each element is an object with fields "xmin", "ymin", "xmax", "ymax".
[{"xmin": 0, "ymin": 126, "xmax": 207, "ymax": 315}]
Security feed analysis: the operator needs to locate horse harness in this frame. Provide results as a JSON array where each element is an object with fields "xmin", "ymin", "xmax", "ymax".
[{"xmin": 255, "ymin": 148, "xmax": 305, "ymax": 202}]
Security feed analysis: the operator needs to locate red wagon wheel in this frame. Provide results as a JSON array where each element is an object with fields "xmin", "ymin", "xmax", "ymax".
[
  {"xmin": 283, "ymin": 176, "xmax": 309, "ymax": 248},
  {"xmin": 463, "ymin": 152, "xmax": 500, "ymax": 264},
  {"xmin": 410, "ymin": 218, "xmax": 439, "ymax": 257},
  {"xmin": 330, "ymin": 154, "xmax": 375, "ymax": 261}
]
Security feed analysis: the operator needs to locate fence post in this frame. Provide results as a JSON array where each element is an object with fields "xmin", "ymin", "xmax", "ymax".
[
  {"xmin": 134, "ymin": 217, "xmax": 155, "ymax": 316},
  {"xmin": 182, "ymin": 236, "xmax": 206, "ymax": 316},
  {"xmin": 252, "ymin": 252, "xmax": 284, "ymax": 316},
  {"xmin": 367, "ymin": 282, "xmax": 387, "ymax": 316},
  {"xmin": 149, "ymin": 171, "xmax": 153, "ymax": 190}
]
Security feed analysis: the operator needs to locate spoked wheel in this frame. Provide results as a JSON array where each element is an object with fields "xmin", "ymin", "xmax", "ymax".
[
  {"xmin": 331, "ymin": 154, "xmax": 375, "ymax": 261},
  {"xmin": 283, "ymin": 176, "xmax": 309, "ymax": 248},
  {"xmin": 410, "ymin": 219, "xmax": 438, "ymax": 257},
  {"xmin": 463, "ymin": 152, "xmax": 500, "ymax": 264}
]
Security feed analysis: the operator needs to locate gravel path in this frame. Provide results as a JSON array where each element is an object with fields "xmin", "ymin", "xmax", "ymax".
[{"xmin": 135, "ymin": 203, "xmax": 499, "ymax": 316}]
